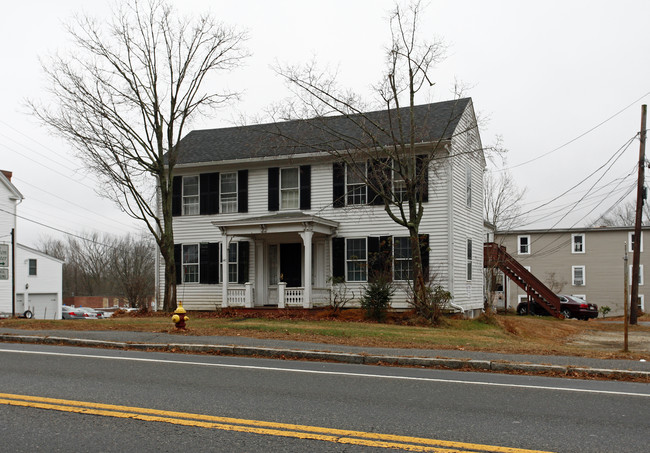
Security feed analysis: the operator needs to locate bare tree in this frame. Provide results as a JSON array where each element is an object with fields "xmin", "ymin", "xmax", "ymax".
[
  {"xmin": 272, "ymin": 1, "xmax": 478, "ymax": 318},
  {"xmin": 109, "ymin": 233, "xmax": 155, "ymax": 309},
  {"xmin": 30, "ymin": 0, "xmax": 247, "ymax": 311},
  {"xmin": 594, "ymin": 199, "xmax": 650, "ymax": 227},
  {"xmin": 484, "ymin": 170, "xmax": 527, "ymax": 231}
]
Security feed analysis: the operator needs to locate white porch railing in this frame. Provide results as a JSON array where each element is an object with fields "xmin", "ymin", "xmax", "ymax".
[
  {"xmin": 226, "ymin": 283, "xmax": 254, "ymax": 308},
  {"xmin": 285, "ymin": 288, "xmax": 304, "ymax": 307},
  {"xmin": 274, "ymin": 284, "xmax": 331, "ymax": 308}
]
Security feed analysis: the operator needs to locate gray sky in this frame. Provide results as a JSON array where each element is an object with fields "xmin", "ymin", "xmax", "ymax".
[{"xmin": 2, "ymin": 0, "xmax": 649, "ymax": 247}]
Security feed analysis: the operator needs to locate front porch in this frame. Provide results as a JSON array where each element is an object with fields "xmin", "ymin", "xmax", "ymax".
[
  {"xmin": 215, "ymin": 213, "xmax": 339, "ymax": 309},
  {"xmin": 223, "ymin": 284, "xmax": 332, "ymax": 308}
]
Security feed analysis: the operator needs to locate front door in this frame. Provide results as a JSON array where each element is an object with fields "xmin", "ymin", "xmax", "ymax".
[{"xmin": 280, "ymin": 243, "xmax": 302, "ymax": 287}]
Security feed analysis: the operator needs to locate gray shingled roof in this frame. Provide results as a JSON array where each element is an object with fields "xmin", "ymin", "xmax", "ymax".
[{"xmin": 174, "ymin": 98, "xmax": 471, "ymax": 165}]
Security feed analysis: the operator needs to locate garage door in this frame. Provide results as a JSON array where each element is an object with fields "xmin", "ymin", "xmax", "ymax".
[{"xmin": 26, "ymin": 294, "xmax": 59, "ymax": 319}]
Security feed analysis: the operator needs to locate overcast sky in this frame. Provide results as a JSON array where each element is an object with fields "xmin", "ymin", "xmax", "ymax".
[{"xmin": 2, "ymin": 0, "xmax": 649, "ymax": 248}]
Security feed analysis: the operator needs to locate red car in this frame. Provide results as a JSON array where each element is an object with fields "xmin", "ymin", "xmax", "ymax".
[{"xmin": 517, "ymin": 295, "xmax": 598, "ymax": 320}]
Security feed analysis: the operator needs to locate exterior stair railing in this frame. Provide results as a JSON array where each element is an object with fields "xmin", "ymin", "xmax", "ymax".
[{"xmin": 484, "ymin": 242, "xmax": 563, "ymax": 318}]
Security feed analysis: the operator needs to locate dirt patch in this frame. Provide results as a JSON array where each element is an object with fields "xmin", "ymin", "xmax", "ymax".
[{"xmin": 568, "ymin": 329, "xmax": 650, "ymax": 353}]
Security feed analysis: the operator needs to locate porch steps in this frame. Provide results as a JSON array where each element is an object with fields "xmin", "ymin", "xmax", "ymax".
[{"xmin": 484, "ymin": 242, "xmax": 562, "ymax": 318}]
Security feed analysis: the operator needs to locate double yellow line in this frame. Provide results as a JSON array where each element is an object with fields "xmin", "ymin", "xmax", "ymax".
[{"xmin": 0, "ymin": 393, "xmax": 551, "ymax": 452}]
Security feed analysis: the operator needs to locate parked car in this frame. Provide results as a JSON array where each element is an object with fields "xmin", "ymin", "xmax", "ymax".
[
  {"xmin": 61, "ymin": 305, "xmax": 85, "ymax": 320},
  {"xmin": 517, "ymin": 295, "xmax": 598, "ymax": 320},
  {"xmin": 75, "ymin": 307, "xmax": 104, "ymax": 319}
]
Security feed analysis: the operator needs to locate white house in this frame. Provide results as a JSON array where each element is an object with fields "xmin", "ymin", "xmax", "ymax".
[
  {"xmin": 161, "ymin": 98, "xmax": 486, "ymax": 317},
  {"xmin": 0, "ymin": 170, "xmax": 63, "ymax": 319},
  {"xmin": 0, "ymin": 170, "xmax": 22, "ymax": 315},
  {"xmin": 14, "ymin": 244, "xmax": 63, "ymax": 319}
]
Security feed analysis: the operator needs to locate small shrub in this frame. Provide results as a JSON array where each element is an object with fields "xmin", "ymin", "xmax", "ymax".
[
  {"xmin": 408, "ymin": 280, "xmax": 452, "ymax": 325},
  {"xmin": 360, "ymin": 273, "xmax": 395, "ymax": 322},
  {"xmin": 599, "ymin": 306, "xmax": 611, "ymax": 318},
  {"xmin": 328, "ymin": 276, "xmax": 354, "ymax": 313}
]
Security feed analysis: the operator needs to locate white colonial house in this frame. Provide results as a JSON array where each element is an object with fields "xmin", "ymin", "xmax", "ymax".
[
  {"xmin": 0, "ymin": 170, "xmax": 63, "ymax": 319},
  {"xmin": 160, "ymin": 98, "xmax": 486, "ymax": 317}
]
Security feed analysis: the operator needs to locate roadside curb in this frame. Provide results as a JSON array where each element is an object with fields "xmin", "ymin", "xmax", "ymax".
[{"xmin": 2, "ymin": 333, "xmax": 649, "ymax": 380}]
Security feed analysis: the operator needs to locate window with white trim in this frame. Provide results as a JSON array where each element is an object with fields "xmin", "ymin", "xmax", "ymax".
[
  {"xmin": 637, "ymin": 294, "xmax": 645, "ymax": 311},
  {"xmin": 572, "ymin": 266, "xmax": 585, "ymax": 286},
  {"xmin": 393, "ymin": 237, "xmax": 412, "ymax": 281},
  {"xmin": 629, "ymin": 264, "xmax": 644, "ymax": 286},
  {"xmin": 220, "ymin": 172, "xmax": 237, "ymax": 213},
  {"xmin": 346, "ymin": 163, "xmax": 367, "ymax": 205},
  {"xmin": 518, "ymin": 235, "xmax": 530, "ymax": 255},
  {"xmin": 629, "ymin": 232, "xmax": 644, "ymax": 252},
  {"xmin": 219, "ymin": 242, "xmax": 238, "ymax": 283},
  {"xmin": 182, "ymin": 176, "xmax": 199, "ymax": 215},
  {"xmin": 393, "ymin": 162, "xmax": 407, "ymax": 202},
  {"xmin": 28, "ymin": 259, "xmax": 37, "ymax": 276},
  {"xmin": 466, "ymin": 239, "xmax": 473, "ymax": 280},
  {"xmin": 346, "ymin": 238, "xmax": 367, "ymax": 282},
  {"xmin": 466, "ymin": 165, "xmax": 472, "ymax": 208},
  {"xmin": 280, "ymin": 168, "xmax": 299, "ymax": 210},
  {"xmin": 182, "ymin": 244, "xmax": 199, "ymax": 283},
  {"xmin": 572, "ymin": 233, "xmax": 585, "ymax": 254}
]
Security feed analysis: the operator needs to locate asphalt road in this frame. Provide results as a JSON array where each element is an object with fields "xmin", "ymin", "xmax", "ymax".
[{"xmin": 0, "ymin": 343, "xmax": 648, "ymax": 452}]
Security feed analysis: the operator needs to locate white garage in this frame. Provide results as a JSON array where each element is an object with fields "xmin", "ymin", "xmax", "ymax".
[{"xmin": 15, "ymin": 293, "xmax": 59, "ymax": 319}]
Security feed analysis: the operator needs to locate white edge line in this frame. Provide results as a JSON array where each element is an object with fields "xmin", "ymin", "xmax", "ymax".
[{"xmin": 1, "ymin": 348, "xmax": 648, "ymax": 398}]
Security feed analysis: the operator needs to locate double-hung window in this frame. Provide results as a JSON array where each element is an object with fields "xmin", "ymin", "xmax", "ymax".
[
  {"xmin": 572, "ymin": 234, "xmax": 585, "ymax": 253},
  {"xmin": 220, "ymin": 242, "xmax": 238, "ymax": 283},
  {"xmin": 28, "ymin": 259, "xmax": 37, "ymax": 276},
  {"xmin": 182, "ymin": 244, "xmax": 199, "ymax": 283},
  {"xmin": 393, "ymin": 162, "xmax": 407, "ymax": 202},
  {"xmin": 393, "ymin": 237, "xmax": 412, "ymax": 281},
  {"xmin": 220, "ymin": 172, "xmax": 237, "ymax": 213},
  {"xmin": 346, "ymin": 238, "xmax": 367, "ymax": 282},
  {"xmin": 518, "ymin": 235, "xmax": 530, "ymax": 255},
  {"xmin": 346, "ymin": 163, "xmax": 367, "ymax": 205},
  {"xmin": 466, "ymin": 165, "xmax": 472, "ymax": 208},
  {"xmin": 280, "ymin": 168, "xmax": 299, "ymax": 210},
  {"xmin": 572, "ymin": 266, "xmax": 585, "ymax": 286},
  {"xmin": 629, "ymin": 232, "xmax": 644, "ymax": 252},
  {"xmin": 467, "ymin": 239, "xmax": 473, "ymax": 280},
  {"xmin": 629, "ymin": 264, "xmax": 644, "ymax": 286},
  {"xmin": 182, "ymin": 176, "xmax": 199, "ymax": 215}
]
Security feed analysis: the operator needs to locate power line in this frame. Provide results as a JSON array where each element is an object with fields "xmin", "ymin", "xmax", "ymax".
[{"xmin": 498, "ymin": 91, "xmax": 650, "ymax": 172}]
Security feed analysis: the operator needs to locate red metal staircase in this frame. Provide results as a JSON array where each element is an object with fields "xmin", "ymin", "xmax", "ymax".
[{"xmin": 484, "ymin": 242, "xmax": 562, "ymax": 318}]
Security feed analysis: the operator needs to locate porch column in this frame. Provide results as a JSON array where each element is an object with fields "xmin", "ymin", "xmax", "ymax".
[
  {"xmin": 221, "ymin": 234, "xmax": 230, "ymax": 308},
  {"xmin": 299, "ymin": 230, "xmax": 313, "ymax": 308}
]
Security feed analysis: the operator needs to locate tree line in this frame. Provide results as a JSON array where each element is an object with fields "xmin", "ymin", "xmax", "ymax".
[{"xmin": 38, "ymin": 232, "xmax": 155, "ymax": 309}]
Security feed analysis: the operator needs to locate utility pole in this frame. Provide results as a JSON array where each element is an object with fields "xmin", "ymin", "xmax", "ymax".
[
  {"xmin": 630, "ymin": 104, "xmax": 646, "ymax": 325},
  {"xmin": 11, "ymin": 228, "xmax": 15, "ymax": 318},
  {"xmin": 623, "ymin": 242, "xmax": 630, "ymax": 352}
]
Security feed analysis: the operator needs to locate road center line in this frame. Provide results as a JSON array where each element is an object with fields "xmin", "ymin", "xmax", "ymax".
[
  {"xmin": 1, "ymin": 348, "xmax": 648, "ymax": 397},
  {"xmin": 0, "ymin": 393, "xmax": 551, "ymax": 453}
]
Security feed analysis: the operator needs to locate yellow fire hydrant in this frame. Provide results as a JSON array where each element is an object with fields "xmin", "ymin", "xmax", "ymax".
[{"xmin": 172, "ymin": 301, "xmax": 189, "ymax": 329}]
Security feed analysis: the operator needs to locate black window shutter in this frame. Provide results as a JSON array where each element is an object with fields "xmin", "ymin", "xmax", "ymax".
[
  {"xmin": 172, "ymin": 176, "xmax": 182, "ymax": 217},
  {"xmin": 200, "ymin": 243, "xmax": 219, "ymax": 284},
  {"xmin": 416, "ymin": 155, "xmax": 429, "ymax": 202},
  {"xmin": 332, "ymin": 162, "xmax": 345, "ymax": 208},
  {"xmin": 268, "ymin": 167, "xmax": 279, "ymax": 211},
  {"xmin": 368, "ymin": 159, "xmax": 390, "ymax": 206},
  {"xmin": 174, "ymin": 244, "xmax": 182, "ymax": 284},
  {"xmin": 332, "ymin": 237, "xmax": 345, "ymax": 279},
  {"xmin": 238, "ymin": 170, "xmax": 248, "ymax": 213},
  {"xmin": 380, "ymin": 235, "xmax": 392, "ymax": 281},
  {"xmin": 367, "ymin": 236, "xmax": 380, "ymax": 281},
  {"xmin": 299, "ymin": 165, "xmax": 311, "ymax": 210},
  {"xmin": 238, "ymin": 241, "xmax": 250, "ymax": 284},
  {"xmin": 200, "ymin": 172, "xmax": 219, "ymax": 215},
  {"xmin": 419, "ymin": 234, "xmax": 430, "ymax": 281}
]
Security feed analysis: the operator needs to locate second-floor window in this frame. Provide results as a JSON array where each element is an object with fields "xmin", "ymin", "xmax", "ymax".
[
  {"xmin": 280, "ymin": 168, "xmax": 299, "ymax": 210},
  {"xmin": 629, "ymin": 232, "xmax": 644, "ymax": 252},
  {"xmin": 518, "ymin": 235, "xmax": 530, "ymax": 255},
  {"xmin": 346, "ymin": 163, "xmax": 367, "ymax": 205},
  {"xmin": 182, "ymin": 176, "xmax": 199, "ymax": 215},
  {"xmin": 220, "ymin": 172, "xmax": 237, "ymax": 213},
  {"xmin": 572, "ymin": 234, "xmax": 585, "ymax": 253}
]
